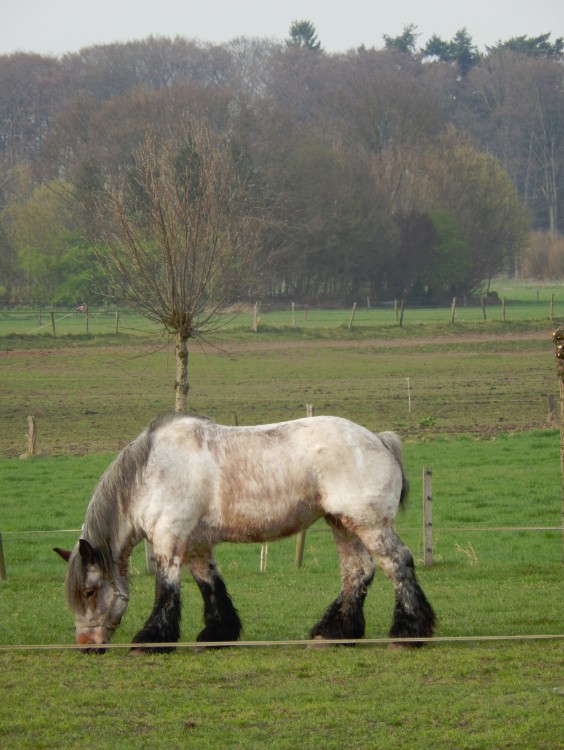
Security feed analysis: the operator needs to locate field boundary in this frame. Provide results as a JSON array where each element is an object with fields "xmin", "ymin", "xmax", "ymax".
[
  {"xmin": 2, "ymin": 524, "xmax": 560, "ymax": 537},
  {"xmin": 1, "ymin": 633, "xmax": 563, "ymax": 653}
]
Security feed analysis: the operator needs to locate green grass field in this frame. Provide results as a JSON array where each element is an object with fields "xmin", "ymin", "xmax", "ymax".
[{"xmin": 1, "ymin": 288, "xmax": 563, "ymax": 749}]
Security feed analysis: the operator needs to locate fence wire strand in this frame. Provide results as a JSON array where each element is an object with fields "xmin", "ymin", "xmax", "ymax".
[{"xmin": 1, "ymin": 633, "xmax": 563, "ymax": 653}]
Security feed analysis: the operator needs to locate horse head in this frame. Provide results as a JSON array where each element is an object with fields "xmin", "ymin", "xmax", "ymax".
[{"xmin": 54, "ymin": 539, "xmax": 129, "ymax": 651}]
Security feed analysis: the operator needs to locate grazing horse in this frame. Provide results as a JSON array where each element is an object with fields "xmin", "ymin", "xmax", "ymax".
[{"xmin": 55, "ymin": 414, "xmax": 435, "ymax": 650}]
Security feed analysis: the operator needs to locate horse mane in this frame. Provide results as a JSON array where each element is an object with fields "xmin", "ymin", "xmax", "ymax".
[
  {"xmin": 65, "ymin": 417, "xmax": 165, "ymax": 608},
  {"xmin": 376, "ymin": 431, "xmax": 410, "ymax": 508}
]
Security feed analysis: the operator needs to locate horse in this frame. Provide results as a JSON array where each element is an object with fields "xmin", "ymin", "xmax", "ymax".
[{"xmin": 54, "ymin": 413, "xmax": 436, "ymax": 650}]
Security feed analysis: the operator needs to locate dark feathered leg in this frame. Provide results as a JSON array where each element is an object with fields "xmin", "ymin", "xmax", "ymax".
[
  {"xmin": 310, "ymin": 522, "xmax": 375, "ymax": 643},
  {"xmin": 359, "ymin": 526, "xmax": 436, "ymax": 646},
  {"xmin": 189, "ymin": 554, "xmax": 242, "ymax": 644},
  {"xmin": 131, "ymin": 567, "xmax": 181, "ymax": 653}
]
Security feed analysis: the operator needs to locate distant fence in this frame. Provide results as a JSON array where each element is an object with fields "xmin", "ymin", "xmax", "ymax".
[
  {"xmin": 1, "ymin": 296, "xmax": 564, "ymax": 338},
  {"xmin": 0, "ymin": 308, "xmax": 156, "ymax": 338}
]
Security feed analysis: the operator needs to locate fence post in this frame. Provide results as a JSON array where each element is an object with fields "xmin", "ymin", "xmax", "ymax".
[
  {"xmin": 291, "ymin": 302, "xmax": 296, "ymax": 328},
  {"xmin": 27, "ymin": 416, "xmax": 37, "ymax": 456},
  {"xmin": 115, "ymin": 310, "xmax": 120, "ymax": 336},
  {"xmin": 260, "ymin": 543, "xmax": 268, "ymax": 573},
  {"xmin": 399, "ymin": 300, "xmax": 406, "ymax": 328},
  {"xmin": 145, "ymin": 540, "xmax": 156, "ymax": 574},
  {"xmin": 451, "ymin": 297, "xmax": 456, "ymax": 324},
  {"xmin": 295, "ymin": 404, "xmax": 314, "ymax": 568},
  {"xmin": 50, "ymin": 311, "xmax": 56, "ymax": 337},
  {"xmin": 423, "ymin": 467, "xmax": 433, "ymax": 567},
  {"xmin": 547, "ymin": 394, "xmax": 558, "ymax": 426},
  {"xmin": 551, "ymin": 328, "xmax": 564, "ymax": 563},
  {"xmin": 550, "ymin": 294, "xmax": 555, "ymax": 321},
  {"xmin": 0, "ymin": 532, "xmax": 6, "ymax": 580}
]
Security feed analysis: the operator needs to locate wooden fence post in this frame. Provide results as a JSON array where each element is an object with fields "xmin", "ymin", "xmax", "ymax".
[
  {"xmin": 551, "ymin": 328, "xmax": 564, "ymax": 563},
  {"xmin": 145, "ymin": 540, "xmax": 156, "ymax": 574},
  {"xmin": 27, "ymin": 416, "xmax": 37, "ymax": 456},
  {"xmin": 423, "ymin": 467, "xmax": 433, "ymax": 567},
  {"xmin": 50, "ymin": 311, "xmax": 56, "ymax": 337},
  {"xmin": 260, "ymin": 543, "xmax": 268, "ymax": 573},
  {"xmin": 291, "ymin": 302, "xmax": 296, "ymax": 327},
  {"xmin": 115, "ymin": 310, "xmax": 120, "ymax": 336},
  {"xmin": 348, "ymin": 302, "xmax": 357, "ymax": 330},
  {"xmin": 450, "ymin": 297, "xmax": 456, "ymax": 324},
  {"xmin": 550, "ymin": 294, "xmax": 555, "ymax": 321},
  {"xmin": 399, "ymin": 300, "xmax": 406, "ymax": 328},
  {"xmin": 0, "ymin": 532, "xmax": 7, "ymax": 580},
  {"xmin": 295, "ymin": 404, "xmax": 314, "ymax": 568},
  {"xmin": 547, "ymin": 394, "xmax": 558, "ymax": 426}
]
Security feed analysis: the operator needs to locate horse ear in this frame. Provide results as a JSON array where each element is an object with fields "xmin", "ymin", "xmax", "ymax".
[
  {"xmin": 53, "ymin": 547, "xmax": 72, "ymax": 562},
  {"xmin": 78, "ymin": 539, "xmax": 97, "ymax": 566}
]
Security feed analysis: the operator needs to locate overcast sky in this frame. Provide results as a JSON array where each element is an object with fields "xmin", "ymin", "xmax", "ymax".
[{"xmin": 1, "ymin": 0, "xmax": 563, "ymax": 57}]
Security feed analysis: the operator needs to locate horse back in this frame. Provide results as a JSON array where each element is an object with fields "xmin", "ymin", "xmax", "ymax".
[{"xmin": 139, "ymin": 415, "xmax": 405, "ymax": 542}]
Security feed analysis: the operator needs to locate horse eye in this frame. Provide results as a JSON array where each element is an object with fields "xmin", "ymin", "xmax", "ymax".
[{"xmin": 84, "ymin": 588, "xmax": 97, "ymax": 600}]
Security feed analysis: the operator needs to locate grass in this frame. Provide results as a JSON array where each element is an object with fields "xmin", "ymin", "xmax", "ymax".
[
  {"xmin": 1, "ymin": 642, "xmax": 562, "ymax": 750},
  {"xmin": 0, "ymin": 326, "xmax": 560, "ymax": 456},
  {"xmin": 1, "ymin": 434, "xmax": 562, "ymax": 748},
  {"xmin": 1, "ymin": 289, "xmax": 563, "ymax": 749}
]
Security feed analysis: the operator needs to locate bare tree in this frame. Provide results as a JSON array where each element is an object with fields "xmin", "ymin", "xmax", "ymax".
[{"xmin": 97, "ymin": 118, "xmax": 262, "ymax": 412}]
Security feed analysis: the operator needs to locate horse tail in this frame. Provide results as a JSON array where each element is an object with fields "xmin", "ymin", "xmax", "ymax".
[{"xmin": 377, "ymin": 431, "xmax": 410, "ymax": 508}]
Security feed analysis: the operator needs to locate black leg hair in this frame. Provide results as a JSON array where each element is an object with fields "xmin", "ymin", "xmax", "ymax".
[
  {"xmin": 357, "ymin": 525, "xmax": 436, "ymax": 646},
  {"xmin": 191, "ymin": 560, "xmax": 242, "ymax": 644},
  {"xmin": 131, "ymin": 568, "xmax": 181, "ymax": 652},
  {"xmin": 388, "ymin": 555, "xmax": 436, "ymax": 646},
  {"xmin": 310, "ymin": 521, "xmax": 375, "ymax": 642}
]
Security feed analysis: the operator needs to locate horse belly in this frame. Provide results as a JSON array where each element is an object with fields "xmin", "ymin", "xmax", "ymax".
[{"xmin": 215, "ymin": 467, "xmax": 323, "ymax": 543}]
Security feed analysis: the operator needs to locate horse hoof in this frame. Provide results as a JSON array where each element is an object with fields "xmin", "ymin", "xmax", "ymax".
[
  {"xmin": 129, "ymin": 645, "xmax": 176, "ymax": 655},
  {"xmin": 388, "ymin": 640, "xmax": 418, "ymax": 650},
  {"xmin": 307, "ymin": 636, "xmax": 332, "ymax": 649}
]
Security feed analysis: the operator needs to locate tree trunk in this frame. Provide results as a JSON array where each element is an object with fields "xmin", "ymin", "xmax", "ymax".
[{"xmin": 174, "ymin": 331, "xmax": 189, "ymax": 413}]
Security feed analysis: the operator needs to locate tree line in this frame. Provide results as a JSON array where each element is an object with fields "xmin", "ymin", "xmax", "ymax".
[{"xmin": 0, "ymin": 24, "xmax": 562, "ymax": 307}]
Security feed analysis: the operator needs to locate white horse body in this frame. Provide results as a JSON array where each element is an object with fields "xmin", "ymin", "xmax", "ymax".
[
  {"xmin": 57, "ymin": 413, "xmax": 435, "ymax": 650},
  {"xmin": 138, "ymin": 416, "xmax": 402, "ymax": 549}
]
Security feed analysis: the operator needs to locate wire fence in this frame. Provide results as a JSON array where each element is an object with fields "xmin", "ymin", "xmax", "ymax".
[
  {"xmin": 1, "ymin": 633, "xmax": 563, "ymax": 653},
  {"xmin": 1, "ymin": 297, "xmax": 564, "ymax": 338}
]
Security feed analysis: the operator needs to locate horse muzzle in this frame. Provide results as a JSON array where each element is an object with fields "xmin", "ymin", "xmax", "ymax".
[{"xmin": 76, "ymin": 626, "xmax": 109, "ymax": 654}]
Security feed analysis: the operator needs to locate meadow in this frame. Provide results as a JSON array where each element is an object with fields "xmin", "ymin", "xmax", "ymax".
[{"xmin": 0, "ymin": 293, "xmax": 563, "ymax": 749}]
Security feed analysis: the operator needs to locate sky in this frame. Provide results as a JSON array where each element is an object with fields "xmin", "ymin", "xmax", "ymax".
[{"xmin": 1, "ymin": 0, "xmax": 563, "ymax": 57}]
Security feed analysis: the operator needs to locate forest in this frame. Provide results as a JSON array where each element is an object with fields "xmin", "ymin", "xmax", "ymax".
[{"xmin": 0, "ymin": 23, "xmax": 563, "ymax": 307}]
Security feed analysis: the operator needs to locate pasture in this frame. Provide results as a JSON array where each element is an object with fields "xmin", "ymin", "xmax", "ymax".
[{"xmin": 0, "ymin": 301, "xmax": 563, "ymax": 749}]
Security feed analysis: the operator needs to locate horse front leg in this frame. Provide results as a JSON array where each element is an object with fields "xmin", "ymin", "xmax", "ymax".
[
  {"xmin": 131, "ymin": 561, "xmax": 182, "ymax": 653},
  {"xmin": 188, "ymin": 553, "xmax": 242, "ymax": 644}
]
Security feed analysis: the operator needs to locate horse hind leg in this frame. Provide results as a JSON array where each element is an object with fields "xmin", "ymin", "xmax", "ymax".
[
  {"xmin": 188, "ymin": 552, "xmax": 242, "ymax": 644},
  {"xmin": 310, "ymin": 522, "xmax": 375, "ymax": 643},
  {"xmin": 358, "ymin": 525, "xmax": 436, "ymax": 646}
]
